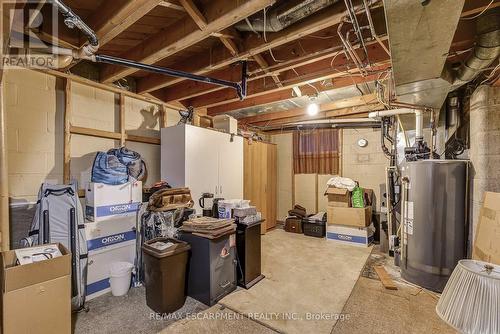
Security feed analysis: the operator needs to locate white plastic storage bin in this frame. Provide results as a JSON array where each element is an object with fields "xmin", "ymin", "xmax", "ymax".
[
  {"xmin": 326, "ymin": 225, "xmax": 374, "ymax": 247},
  {"xmin": 212, "ymin": 115, "xmax": 238, "ymax": 134},
  {"xmin": 85, "ymin": 181, "xmax": 142, "ymax": 222}
]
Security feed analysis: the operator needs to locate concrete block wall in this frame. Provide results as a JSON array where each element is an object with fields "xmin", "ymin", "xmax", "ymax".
[
  {"xmin": 5, "ymin": 69, "xmax": 61, "ymax": 203},
  {"xmin": 4, "ymin": 68, "xmax": 179, "ymax": 203},
  {"xmin": 271, "ymin": 128, "xmax": 388, "ymax": 219},
  {"xmin": 342, "ymin": 128, "xmax": 388, "ymax": 210},
  {"xmin": 469, "ymin": 85, "xmax": 500, "ymax": 239}
]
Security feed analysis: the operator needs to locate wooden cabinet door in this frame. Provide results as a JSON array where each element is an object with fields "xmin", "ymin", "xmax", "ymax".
[
  {"xmin": 243, "ymin": 140, "xmax": 278, "ymax": 234},
  {"xmin": 265, "ymin": 144, "xmax": 277, "ymax": 230}
]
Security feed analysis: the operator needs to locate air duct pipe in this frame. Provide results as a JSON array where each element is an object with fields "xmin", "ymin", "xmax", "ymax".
[
  {"xmin": 235, "ymin": 0, "xmax": 338, "ymax": 32},
  {"xmin": 369, "ymin": 108, "xmax": 423, "ymax": 141},
  {"xmin": 291, "ymin": 118, "xmax": 375, "ymax": 125},
  {"xmin": 455, "ymin": 8, "xmax": 500, "ymax": 84}
]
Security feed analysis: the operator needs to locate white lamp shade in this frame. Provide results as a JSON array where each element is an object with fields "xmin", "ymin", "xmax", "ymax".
[{"xmin": 436, "ymin": 260, "xmax": 500, "ymax": 334}]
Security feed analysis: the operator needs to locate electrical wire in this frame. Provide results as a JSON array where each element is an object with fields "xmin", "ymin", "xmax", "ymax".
[
  {"xmin": 263, "ymin": 7, "xmax": 284, "ymax": 63},
  {"xmin": 460, "ymin": 0, "xmax": 495, "ymax": 20},
  {"xmin": 480, "ymin": 62, "xmax": 500, "ymax": 85}
]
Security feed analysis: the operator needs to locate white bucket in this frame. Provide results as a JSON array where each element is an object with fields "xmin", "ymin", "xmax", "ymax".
[{"xmin": 109, "ymin": 261, "xmax": 134, "ymax": 296}]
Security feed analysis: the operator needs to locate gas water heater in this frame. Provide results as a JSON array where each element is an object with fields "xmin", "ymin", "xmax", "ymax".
[{"xmin": 400, "ymin": 160, "xmax": 468, "ymax": 292}]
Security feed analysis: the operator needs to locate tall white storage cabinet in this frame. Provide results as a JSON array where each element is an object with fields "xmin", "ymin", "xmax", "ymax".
[{"xmin": 161, "ymin": 124, "xmax": 244, "ymax": 213}]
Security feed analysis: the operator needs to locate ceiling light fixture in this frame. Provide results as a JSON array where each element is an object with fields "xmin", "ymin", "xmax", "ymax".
[{"xmin": 307, "ymin": 103, "xmax": 319, "ymax": 116}]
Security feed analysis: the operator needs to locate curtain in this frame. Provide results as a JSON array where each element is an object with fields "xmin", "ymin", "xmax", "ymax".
[{"xmin": 293, "ymin": 129, "xmax": 340, "ymax": 174}]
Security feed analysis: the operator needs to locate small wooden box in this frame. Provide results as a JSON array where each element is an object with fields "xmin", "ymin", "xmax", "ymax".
[{"xmin": 285, "ymin": 217, "xmax": 303, "ymax": 233}]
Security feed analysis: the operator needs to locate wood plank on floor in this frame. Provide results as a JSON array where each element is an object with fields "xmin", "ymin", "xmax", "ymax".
[{"xmin": 374, "ymin": 265, "xmax": 398, "ymax": 290}]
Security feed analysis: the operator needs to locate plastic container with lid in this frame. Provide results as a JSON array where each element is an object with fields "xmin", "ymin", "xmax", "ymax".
[{"xmin": 142, "ymin": 237, "xmax": 191, "ymax": 314}]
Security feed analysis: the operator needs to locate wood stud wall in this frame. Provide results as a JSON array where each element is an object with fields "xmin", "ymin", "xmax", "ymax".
[{"xmin": 60, "ymin": 72, "xmax": 169, "ymax": 187}]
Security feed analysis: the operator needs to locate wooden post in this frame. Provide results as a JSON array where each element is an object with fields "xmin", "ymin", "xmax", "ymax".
[
  {"xmin": 0, "ymin": 79, "xmax": 10, "ymax": 250},
  {"xmin": 63, "ymin": 78, "xmax": 71, "ymax": 184},
  {"xmin": 159, "ymin": 104, "xmax": 168, "ymax": 128},
  {"xmin": 119, "ymin": 93, "xmax": 126, "ymax": 146}
]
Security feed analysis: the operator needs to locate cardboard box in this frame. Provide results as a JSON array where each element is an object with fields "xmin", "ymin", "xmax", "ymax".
[
  {"xmin": 1, "ymin": 243, "xmax": 71, "ymax": 334},
  {"xmin": 326, "ymin": 225, "xmax": 373, "ymax": 247},
  {"xmin": 85, "ymin": 217, "xmax": 137, "ymax": 300},
  {"xmin": 85, "ymin": 181, "xmax": 142, "ymax": 222},
  {"xmin": 327, "ymin": 206, "xmax": 372, "ymax": 227},
  {"xmin": 324, "ymin": 186, "xmax": 351, "ymax": 207},
  {"xmin": 212, "ymin": 114, "xmax": 238, "ymax": 134},
  {"xmin": 473, "ymin": 192, "xmax": 500, "ymax": 265}
]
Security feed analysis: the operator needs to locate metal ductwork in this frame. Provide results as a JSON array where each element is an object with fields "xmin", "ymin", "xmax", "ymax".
[
  {"xmin": 455, "ymin": 8, "xmax": 500, "ymax": 83},
  {"xmin": 384, "ymin": 0, "xmax": 465, "ymax": 110},
  {"xmin": 235, "ymin": 0, "xmax": 338, "ymax": 32},
  {"xmin": 385, "ymin": 1, "xmax": 500, "ymax": 111}
]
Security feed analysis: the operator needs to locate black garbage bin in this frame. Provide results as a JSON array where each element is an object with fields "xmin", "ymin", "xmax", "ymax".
[{"xmin": 142, "ymin": 237, "xmax": 191, "ymax": 314}]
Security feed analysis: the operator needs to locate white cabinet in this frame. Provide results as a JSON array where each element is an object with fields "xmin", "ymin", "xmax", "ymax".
[{"xmin": 161, "ymin": 124, "xmax": 243, "ymax": 213}]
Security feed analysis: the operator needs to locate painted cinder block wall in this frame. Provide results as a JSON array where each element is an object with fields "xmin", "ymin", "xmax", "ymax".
[
  {"xmin": 4, "ymin": 68, "xmax": 179, "ymax": 203},
  {"xmin": 271, "ymin": 128, "xmax": 389, "ymax": 221},
  {"xmin": 469, "ymin": 85, "xmax": 500, "ymax": 240}
]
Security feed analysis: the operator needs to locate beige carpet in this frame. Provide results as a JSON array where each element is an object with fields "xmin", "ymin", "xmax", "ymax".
[{"xmin": 219, "ymin": 229, "xmax": 372, "ymax": 334}]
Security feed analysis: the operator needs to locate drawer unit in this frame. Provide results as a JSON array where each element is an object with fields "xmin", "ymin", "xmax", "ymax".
[{"xmin": 179, "ymin": 232, "xmax": 237, "ymax": 306}]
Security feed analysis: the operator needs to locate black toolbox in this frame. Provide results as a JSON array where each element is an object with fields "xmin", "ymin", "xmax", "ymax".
[{"xmin": 302, "ymin": 215, "xmax": 326, "ymax": 238}]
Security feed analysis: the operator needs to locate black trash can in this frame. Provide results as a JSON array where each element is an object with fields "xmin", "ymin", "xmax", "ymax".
[{"xmin": 142, "ymin": 237, "xmax": 191, "ymax": 314}]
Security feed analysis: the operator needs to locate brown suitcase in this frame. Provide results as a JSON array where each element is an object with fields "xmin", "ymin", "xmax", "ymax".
[{"xmin": 285, "ymin": 217, "xmax": 303, "ymax": 233}]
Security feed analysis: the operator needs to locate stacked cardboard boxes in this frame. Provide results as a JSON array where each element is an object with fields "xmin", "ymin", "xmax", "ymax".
[
  {"xmin": 1, "ymin": 244, "xmax": 71, "ymax": 334},
  {"xmin": 325, "ymin": 185, "xmax": 373, "ymax": 247},
  {"xmin": 84, "ymin": 181, "xmax": 141, "ymax": 299}
]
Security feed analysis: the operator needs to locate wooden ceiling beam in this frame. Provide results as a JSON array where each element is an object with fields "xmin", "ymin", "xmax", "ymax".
[
  {"xmin": 461, "ymin": 0, "xmax": 500, "ymax": 17},
  {"xmin": 249, "ymin": 104, "xmax": 384, "ymax": 127},
  {"xmin": 160, "ymin": 37, "xmax": 388, "ymax": 102},
  {"xmin": 239, "ymin": 93, "xmax": 379, "ymax": 124},
  {"xmin": 159, "ymin": 1, "xmax": 186, "ymax": 11},
  {"xmin": 206, "ymin": 69, "xmax": 386, "ymax": 115},
  {"xmin": 179, "ymin": 0, "xmax": 242, "ymax": 58},
  {"xmin": 189, "ymin": 43, "xmax": 390, "ymax": 110},
  {"xmin": 136, "ymin": 1, "xmax": 353, "ymax": 94},
  {"xmin": 253, "ymin": 54, "xmax": 283, "ymax": 87},
  {"xmin": 81, "ymin": 0, "xmax": 164, "ymax": 47},
  {"xmin": 100, "ymin": 0, "xmax": 275, "ymax": 83}
]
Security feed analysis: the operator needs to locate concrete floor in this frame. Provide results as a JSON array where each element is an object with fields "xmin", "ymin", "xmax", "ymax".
[
  {"xmin": 74, "ymin": 231, "xmax": 456, "ymax": 334},
  {"xmin": 73, "ymin": 287, "xmax": 208, "ymax": 334}
]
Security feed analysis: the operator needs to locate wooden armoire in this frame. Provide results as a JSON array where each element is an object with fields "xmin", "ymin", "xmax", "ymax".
[{"xmin": 243, "ymin": 140, "xmax": 277, "ymax": 234}]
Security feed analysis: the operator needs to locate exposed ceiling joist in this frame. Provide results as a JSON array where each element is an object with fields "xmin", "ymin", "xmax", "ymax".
[
  {"xmin": 240, "ymin": 93, "xmax": 379, "ymax": 124},
  {"xmin": 179, "ymin": 0, "xmax": 207, "ymax": 30},
  {"xmin": 100, "ymin": 0, "xmax": 275, "ymax": 83},
  {"xmin": 136, "ymin": 1, "xmax": 353, "ymax": 94},
  {"xmin": 179, "ymin": 0, "xmax": 238, "ymax": 56},
  {"xmin": 206, "ymin": 69, "xmax": 386, "ymax": 115},
  {"xmin": 253, "ymin": 54, "xmax": 283, "ymax": 87},
  {"xmin": 160, "ymin": 36, "xmax": 388, "ymax": 103},
  {"xmin": 158, "ymin": 1, "xmax": 186, "ymax": 11},
  {"xmin": 250, "ymin": 104, "xmax": 384, "ymax": 127},
  {"xmin": 188, "ymin": 43, "xmax": 390, "ymax": 110},
  {"xmin": 81, "ymin": 0, "xmax": 164, "ymax": 47}
]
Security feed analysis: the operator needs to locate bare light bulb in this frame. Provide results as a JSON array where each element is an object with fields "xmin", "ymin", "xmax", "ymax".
[{"xmin": 307, "ymin": 103, "xmax": 319, "ymax": 116}]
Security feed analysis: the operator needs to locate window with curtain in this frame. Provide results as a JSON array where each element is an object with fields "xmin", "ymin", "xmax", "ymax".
[{"xmin": 293, "ymin": 129, "xmax": 340, "ymax": 174}]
